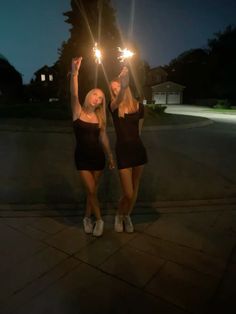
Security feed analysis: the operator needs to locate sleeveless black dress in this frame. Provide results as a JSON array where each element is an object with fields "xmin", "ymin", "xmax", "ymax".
[
  {"xmin": 73, "ymin": 119, "xmax": 105, "ymax": 170},
  {"xmin": 108, "ymin": 103, "xmax": 148, "ymax": 169}
]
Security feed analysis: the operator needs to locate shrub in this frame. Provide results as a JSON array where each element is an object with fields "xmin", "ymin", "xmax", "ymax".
[
  {"xmin": 214, "ymin": 99, "xmax": 231, "ymax": 109},
  {"xmin": 146, "ymin": 103, "xmax": 167, "ymax": 114}
]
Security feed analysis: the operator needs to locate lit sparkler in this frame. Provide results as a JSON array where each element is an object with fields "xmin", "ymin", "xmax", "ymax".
[
  {"xmin": 117, "ymin": 47, "xmax": 134, "ymax": 63},
  {"xmin": 93, "ymin": 42, "xmax": 102, "ymax": 64}
]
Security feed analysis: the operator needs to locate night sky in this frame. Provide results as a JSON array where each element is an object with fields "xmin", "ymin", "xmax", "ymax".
[{"xmin": 1, "ymin": 0, "xmax": 235, "ymax": 84}]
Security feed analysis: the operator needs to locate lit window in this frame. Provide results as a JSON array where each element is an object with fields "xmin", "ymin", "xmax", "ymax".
[
  {"xmin": 49, "ymin": 74, "xmax": 53, "ymax": 81},
  {"xmin": 41, "ymin": 74, "xmax": 46, "ymax": 81}
]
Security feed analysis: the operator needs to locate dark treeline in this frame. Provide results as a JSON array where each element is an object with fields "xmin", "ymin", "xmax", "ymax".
[{"xmin": 165, "ymin": 25, "xmax": 236, "ymax": 104}]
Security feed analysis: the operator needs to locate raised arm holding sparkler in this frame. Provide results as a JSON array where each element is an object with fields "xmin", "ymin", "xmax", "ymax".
[
  {"xmin": 70, "ymin": 57, "xmax": 82, "ymax": 121},
  {"xmin": 109, "ymin": 65, "xmax": 129, "ymax": 111}
]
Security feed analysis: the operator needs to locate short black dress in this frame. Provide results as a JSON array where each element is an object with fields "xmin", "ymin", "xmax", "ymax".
[
  {"xmin": 108, "ymin": 103, "xmax": 147, "ymax": 169},
  {"xmin": 73, "ymin": 119, "xmax": 105, "ymax": 171}
]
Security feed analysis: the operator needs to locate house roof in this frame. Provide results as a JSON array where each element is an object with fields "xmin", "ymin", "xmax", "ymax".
[
  {"xmin": 151, "ymin": 81, "xmax": 185, "ymax": 92},
  {"xmin": 149, "ymin": 66, "xmax": 168, "ymax": 76}
]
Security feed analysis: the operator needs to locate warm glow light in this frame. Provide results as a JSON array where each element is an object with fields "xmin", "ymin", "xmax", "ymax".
[
  {"xmin": 93, "ymin": 42, "xmax": 102, "ymax": 64},
  {"xmin": 117, "ymin": 47, "xmax": 134, "ymax": 63}
]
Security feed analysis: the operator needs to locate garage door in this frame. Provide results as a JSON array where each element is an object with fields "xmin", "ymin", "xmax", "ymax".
[
  {"xmin": 167, "ymin": 93, "xmax": 180, "ymax": 104},
  {"xmin": 153, "ymin": 93, "xmax": 166, "ymax": 104}
]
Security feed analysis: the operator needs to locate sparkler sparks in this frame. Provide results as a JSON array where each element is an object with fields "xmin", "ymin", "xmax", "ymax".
[
  {"xmin": 93, "ymin": 42, "xmax": 102, "ymax": 64},
  {"xmin": 117, "ymin": 47, "xmax": 134, "ymax": 63}
]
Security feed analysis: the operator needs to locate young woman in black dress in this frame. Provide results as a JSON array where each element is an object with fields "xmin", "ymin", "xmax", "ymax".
[
  {"xmin": 70, "ymin": 57, "xmax": 115, "ymax": 237},
  {"xmin": 109, "ymin": 66, "xmax": 147, "ymax": 233}
]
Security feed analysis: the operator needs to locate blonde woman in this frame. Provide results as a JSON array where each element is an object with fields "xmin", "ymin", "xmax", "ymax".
[
  {"xmin": 109, "ymin": 66, "xmax": 147, "ymax": 233},
  {"xmin": 70, "ymin": 57, "xmax": 114, "ymax": 237}
]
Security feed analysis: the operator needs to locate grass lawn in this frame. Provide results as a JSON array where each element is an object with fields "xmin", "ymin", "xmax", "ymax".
[
  {"xmin": 0, "ymin": 102, "xmax": 71, "ymax": 120},
  {"xmin": 203, "ymin": 108, "xmax": 236, "ymax": 115}
]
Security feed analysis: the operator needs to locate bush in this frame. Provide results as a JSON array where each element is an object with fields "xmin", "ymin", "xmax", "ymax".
[
  {"xmin": 214, "ymin": 99, "xmax": 231, "ymax": 109},
  {"xmin": 146, "ymin": 103, "xmax": 167, "ymax": 114}
]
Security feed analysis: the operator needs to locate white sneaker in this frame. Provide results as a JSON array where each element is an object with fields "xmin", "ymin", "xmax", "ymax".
[
  {"xmin": 123, "ymin": 215, "xmax": 134, "ymax": 233},
  {"xmin": 114, "ymin": 215, "xmax": 124, "ymax": 232},
  {"xmin": 93, "ymin": 219, "xmax": 104, "ymax": 237},
  {"xmin": 83, "ymin": 217, "xmax": 93, "ymax": 234}
]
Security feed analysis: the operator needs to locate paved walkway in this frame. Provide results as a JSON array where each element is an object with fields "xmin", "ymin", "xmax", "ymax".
[
  {"xmin": 0, "ymin": 114, "xmax": 236, "ymax": 313},
  {"xmin": 0, "ymin": 203, "xmax": 235, "ymax": 314}
]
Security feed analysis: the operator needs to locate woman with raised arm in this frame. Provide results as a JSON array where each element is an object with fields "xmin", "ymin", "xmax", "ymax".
[
  {"xmin": 109, "ymin": 66, "xmax": 147, "ymax": 233},
  {"xmin": 70, "ymin": 57, "xmax": 115, "ymax": 237}
]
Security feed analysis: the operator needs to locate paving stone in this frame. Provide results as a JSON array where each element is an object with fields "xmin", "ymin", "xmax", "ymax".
[
  {"xmin": 212, "ymin": 262, "xmax": 236, "ymax": 303},
  {"xmin": 0, "ymin": 222, "xmax": 46, "ymax": 272},
  {"xmin": 145, "ymin": 261, "xmax": 220, "ymax": 313},
  {"xmin": 1, "ymin": 217, "xmax": 38, "ymax": 228},
  {"xmin": 14, "ymin": 263, "xmax": 186, "ymax": 314},
  {"xmin": 43, "ymin": 226, "xmax": 95, "ymax": 255},
  {"xmin": 100, "ymin": 245, "xmax": 165, "ymax": 288},
  {"xmin": 0, "ymin": 246, "xmax": 67, "ymax": 302},
  {"xmin": 203, "ymin": 261, "xmax": 236, "ymax": 313},
  {"xmin": 145, "ymin": 212, "xmax": 218, "ymax": 249},
  {"xmin": 0, "ymin": 257, "xmax": 80, "ymax": 314},
  {"xmin": 30, "ymin": 217, "xmax": 67, "ymax": 234},
  {"xmin": 75, "ymin": 230, "xmax": 137, "ymax": 266},
  {"xmin": 212, "ymin": 210, "xmax": 236, "ymax": 236},
  {"xmin": 131, "ymin": 213, "xmax": 160, "ymax": 232},
  {"xmin": 231, "ymin": 245, "xmax": 236, "ymax": 263},
  {"xmin": 129, "ymin": 233, "xmax": 226, "ymax": 277},
  {"xmin": 145, "ymin": 211, "xmax": 236, "ymax": 259},
  {"xmin": 1, "ymin": 217, "xmax": 52, "ymax": 240}
]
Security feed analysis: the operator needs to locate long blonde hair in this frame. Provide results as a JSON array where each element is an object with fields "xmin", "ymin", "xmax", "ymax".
[
  {"xmin": 110, "ymin": 79, "xmax": 138, "ymax": 118},
  {"xmin": 84, "ymin": 88, "xmax": 106, "ymax": 129}
]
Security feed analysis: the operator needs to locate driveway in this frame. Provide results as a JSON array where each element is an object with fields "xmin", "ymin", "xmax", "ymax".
[{"xmin": 0, "ymin": 112, "xmax": 236, "ymax": 208}]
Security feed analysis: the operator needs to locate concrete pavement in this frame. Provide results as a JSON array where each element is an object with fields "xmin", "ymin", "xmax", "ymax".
[{"xmin": 0, "ymin": 111, "xmax": 236, "ymax": 313}]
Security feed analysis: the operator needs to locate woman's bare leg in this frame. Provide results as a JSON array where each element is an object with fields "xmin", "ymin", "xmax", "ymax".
[
  {"xmin": 128, "ymin": 165, "xmax": 144, "ymax": 215},
  {"xmin": 117, "ymin": 168, "xmax": 133, "ymax": 215},
  {"xmin": 79, "ymin": 170, "xmax": 102, "ymax": 220}
]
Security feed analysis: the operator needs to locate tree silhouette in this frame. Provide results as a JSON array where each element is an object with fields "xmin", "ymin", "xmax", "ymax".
[
  {"xmin": 207, "ymin": 25, "xmax": 236, "ymax": 100},
  {"xmin": 165, "ymin": 25, "xmax": 236, "ymax": 103},
  {"xmin": 166, "ymin": 48, "xmax": 210, "ymax": 102},
  {"xmin": 57, "ymin": 0, "xmax": 149, "ymax": 102},
  {"xmin": 0, "ymin": 54, "xmax": 23, "ymax": 104},
  {"xmin": 57, "ymin": 0, "xmax": 122, "ymax": 102}
]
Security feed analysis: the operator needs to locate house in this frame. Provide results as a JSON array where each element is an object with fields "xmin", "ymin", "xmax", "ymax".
[
  {"xmin": 33, "ymin": 65, "xmax": 58, "ymax": 85},
  {"xmin": 151, "ymin": 81, "xmax": 185, "ymax": 105},
  {"xmin": 143, "ymin": 66, "xmax": 168, "ymax": 102},
  {"xmin": 147, "ymin": 66, "xmax": 168, "ymax": 86},
  {"xmin": 30, "ymin": 65, "xmax": 59, "ymax": 101}
]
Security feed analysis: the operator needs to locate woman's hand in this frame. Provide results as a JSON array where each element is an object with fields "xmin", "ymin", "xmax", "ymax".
[
  {"xmin": 108, "ymin": 154, "xmax": 115, "ymax": 170},
  {"xmin": 71, "ymin": 57, "xmax": 82, "ymax": 75},
  {"xmin": 119, "ymin": 66, "xmax": 129, "ymax": 89}
]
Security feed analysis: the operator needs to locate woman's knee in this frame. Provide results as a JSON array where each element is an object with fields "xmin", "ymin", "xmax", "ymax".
[
  {"xmin": 87, "ymin": 188, "xmax": 97, "ymax": 198},
  {"xmin": 123, "ymin": 190, "xmax": 133, "ymax": 202}
]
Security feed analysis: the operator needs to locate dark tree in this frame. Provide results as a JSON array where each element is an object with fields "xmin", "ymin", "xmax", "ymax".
[
  {"xmin": 165, "ymin": 48, "xmax": 210, "ymax": 102},
  {"xmin": 57, "ymin": 0, "xmax": 149, "ymax": 102},
  {"xmin": 165, "ymin": 24, "xmax": 236, "ymax": 103},
  {"xmin": 0, "ymin": 54, "xmax": 23, "ymax": 104},
  {"xmin": 57, "ymin": 0, "xmax": 122, "ymax": 101},
  {"xmin": 207, "ymin": 25, "xmax": 236, "ymax": 100}
]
